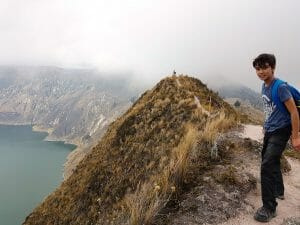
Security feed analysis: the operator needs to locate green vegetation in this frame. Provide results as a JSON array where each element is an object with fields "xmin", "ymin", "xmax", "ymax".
[
  {"xmin": 284, "ymin": 148, "xmax": 300, "ymax": 161},
  {"xmin": 234, "ymin": 100, "xmax": 241, "ymax": 107}
]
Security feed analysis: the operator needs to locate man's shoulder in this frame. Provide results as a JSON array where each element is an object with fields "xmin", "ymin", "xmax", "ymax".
[
  {"xmin": 272, "ymin": 78, "xmax": 289, "ymax": 92},
  {"xmin": 278, "ymin": 82, "xmax": 289, "ymax": 91},
  {"xmin": 273, "ymin": 79, "xmax": 293, "ymax": 105}
]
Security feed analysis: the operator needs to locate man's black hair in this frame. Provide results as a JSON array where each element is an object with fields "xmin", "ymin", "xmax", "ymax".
[{"xmin": 253, "ymin": 53, "xmax": 276, "ymax": 69}]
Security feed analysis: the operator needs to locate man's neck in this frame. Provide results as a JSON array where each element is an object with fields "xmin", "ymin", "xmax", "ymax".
[{"xmin": 264, "ymin": 77, "xmax": 275, "ymax": 87}]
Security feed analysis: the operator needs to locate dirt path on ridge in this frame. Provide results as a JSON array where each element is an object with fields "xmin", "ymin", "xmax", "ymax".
[{"xmin": 219, "ymin": 124, "xmax": 300, "ymax": 225}]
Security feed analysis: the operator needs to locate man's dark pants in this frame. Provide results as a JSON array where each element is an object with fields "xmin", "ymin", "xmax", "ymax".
[{"xmin": 261, "ymin": 125, "xmax": 291, "ymax": 212}]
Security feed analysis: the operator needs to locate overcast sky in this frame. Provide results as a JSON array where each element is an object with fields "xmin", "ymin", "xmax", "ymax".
[{"xmin": 1, "ymin": 0, "xmax": 299, "ymax": 91}]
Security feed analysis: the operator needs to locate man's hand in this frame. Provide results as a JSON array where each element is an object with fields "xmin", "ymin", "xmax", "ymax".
[{"xmin": 292, "ymin": 136, "xmax": 300, "ymax": 151}]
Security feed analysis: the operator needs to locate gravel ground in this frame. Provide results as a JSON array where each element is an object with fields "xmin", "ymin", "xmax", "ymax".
[{"xmin": 219, "ymin": 125, "xmax": 300, "ymax": 225}]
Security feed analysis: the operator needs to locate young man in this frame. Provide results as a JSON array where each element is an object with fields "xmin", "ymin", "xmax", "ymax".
[{"xmin": 252, "ymin": 53, "xmax": 300, "ymax": 222}]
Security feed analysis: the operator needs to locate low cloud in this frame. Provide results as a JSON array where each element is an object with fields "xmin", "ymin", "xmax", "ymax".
[{"xmin": 1, "ymin": 0, "xmax": 299, "ymax": 90}]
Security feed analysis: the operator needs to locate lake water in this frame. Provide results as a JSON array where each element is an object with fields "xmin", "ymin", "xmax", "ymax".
[{"xmin": 0, "ymin": 124, "xmax": 76, "ymax": 225}]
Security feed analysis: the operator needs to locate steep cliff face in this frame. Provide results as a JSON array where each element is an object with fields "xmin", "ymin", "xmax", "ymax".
[
  {"xmin": 23, "ymin": 75, "xmax": 242, "ymax": 225},
  {"xmin": 0, "ymin": 66, "xmax": 137, "ymax": 145}
]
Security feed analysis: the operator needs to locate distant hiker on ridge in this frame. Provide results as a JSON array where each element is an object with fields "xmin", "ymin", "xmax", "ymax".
[{"xmin": 252, "ymin": 53, "xmax": 300, "ymax": 222}]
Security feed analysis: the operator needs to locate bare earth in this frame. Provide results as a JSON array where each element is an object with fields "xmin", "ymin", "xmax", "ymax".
[{"xmin": 220, "ymin": 124, "xmax": 300, "ymax": 225}]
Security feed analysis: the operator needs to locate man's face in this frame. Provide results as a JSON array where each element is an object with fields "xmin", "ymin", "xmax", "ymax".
[{"xmin": 254, "ymin": 63, "xmax": 274, "ymax": 82}]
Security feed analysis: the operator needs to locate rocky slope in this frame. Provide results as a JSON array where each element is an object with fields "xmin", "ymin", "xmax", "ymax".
[
  {"xmin": 215, "ymin": 84, "xmax": 263, "ymax": 110},
  {"xmin": 0, "ymin": 66, "xmax": 137, "ymax": 146},
  {"xmin": 23, "ymin": 75, "xmax": 254, "ymax": 225},
  {"xmin": 0, "ymin": 66, "xmax": 140, "ymax": 179},
  {"xmin": 225, "ymin": 98, "xmax": 264, "ymax": 125},
  {"xmin": 220, "ymin": 125, "xmax": 300, "ymax": 225}
]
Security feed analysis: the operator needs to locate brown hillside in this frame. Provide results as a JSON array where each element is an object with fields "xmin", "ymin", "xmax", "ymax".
[{"xmin": 23, "ymin": 75, "xmax": 238, "ymax": 225}]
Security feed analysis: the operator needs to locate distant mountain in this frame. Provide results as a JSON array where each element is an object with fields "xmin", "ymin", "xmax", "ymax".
[
  {"xmin": 210, "ymin": 84, "xmax": 264, "ymax": 125},
  {"xmin": 0, "ymin": 66, "xmax": 139, "ymax": 146},
  {"xmin": 215, "ymin": 84, "xmax": 263, "ymax": 110},
  {"xmin": 224, "ymin": 97, "xmax": 264, "ymax": 125},
  {"xmin": 199, "ymin": 74, "xmax": 262, "ymax": 110}
]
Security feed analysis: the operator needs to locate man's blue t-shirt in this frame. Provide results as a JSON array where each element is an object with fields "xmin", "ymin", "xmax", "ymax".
[{"xmin": 262, "ymin": 78, "xmax": 292, "ymax": 132}]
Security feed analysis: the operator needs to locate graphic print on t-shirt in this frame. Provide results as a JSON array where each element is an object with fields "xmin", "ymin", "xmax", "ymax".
[{"xmin": 262, "ymin": 94, "xmax": 275, "ymax": 122}]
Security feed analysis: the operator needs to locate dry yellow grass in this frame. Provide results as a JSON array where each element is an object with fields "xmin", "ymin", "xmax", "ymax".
[
  {"xmin": 123, "ymin": 124, "xmax": 198, "ymax": 225},
  {"xmin": 171, "ymin": 125, "xmax": 198, "ymax": 184},
  {"xmin": 23, "ymin": 75, "xmax": 238, "ymax": 225},
  {"xmin": 199, "ymin": 111, "xmax": 236, "ymax": 144},
  {"xmin": 124, "ymin": 180, "xmax": 166, "ymax": 225},
  {"xmin": 123, "ymin": 113, "xmax": 236, "ymax": 225}
]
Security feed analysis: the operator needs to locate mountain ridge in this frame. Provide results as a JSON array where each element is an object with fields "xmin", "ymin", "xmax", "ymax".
[{"xmin": 23, "ymin": 75, "xmax": 243, "ymax": 225}]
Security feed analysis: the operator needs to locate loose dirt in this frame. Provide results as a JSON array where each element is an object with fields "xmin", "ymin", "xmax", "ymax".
[{"xmin": 220, "ymin": 124, "xmax": 300, "ymax": 225}]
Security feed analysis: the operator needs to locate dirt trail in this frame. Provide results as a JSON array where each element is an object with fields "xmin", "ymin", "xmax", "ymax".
[{"xmin": 220, "ymin": 124, "xmax": 300, "ymax": 225}]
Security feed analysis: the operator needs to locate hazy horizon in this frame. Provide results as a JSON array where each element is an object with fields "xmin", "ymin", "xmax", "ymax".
[{"xmin": 1, "ymin": 0, "xmax": 300, "ymax": 91}]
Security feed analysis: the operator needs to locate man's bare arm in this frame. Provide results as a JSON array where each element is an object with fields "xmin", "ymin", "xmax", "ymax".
[{"xmin": 284, "ymin": 98, "xmax": 300, "ymax": 151}]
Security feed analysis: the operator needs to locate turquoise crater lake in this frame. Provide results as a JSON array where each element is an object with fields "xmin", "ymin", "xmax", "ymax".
[{"xmin": 0, "ymin": 124, "xmax": 76, "ymax": 225}]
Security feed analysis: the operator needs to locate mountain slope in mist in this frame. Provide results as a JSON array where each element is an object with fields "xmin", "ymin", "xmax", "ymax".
[
  {"xmin": 23, "ymin": 75, "xmax": 260, "ymax": 225},
  {"xmin": 0, "ymin": 66, "xmax": 139, "ymax": 146}
]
